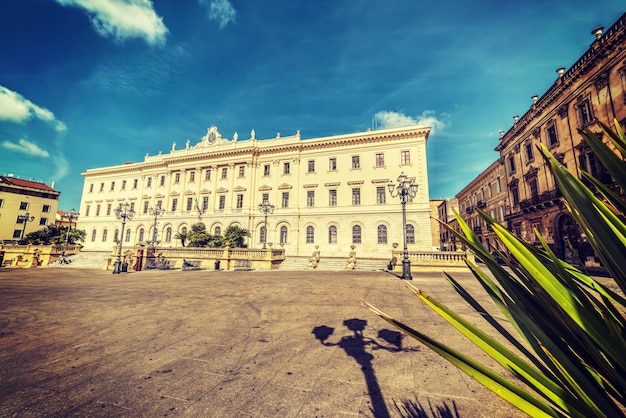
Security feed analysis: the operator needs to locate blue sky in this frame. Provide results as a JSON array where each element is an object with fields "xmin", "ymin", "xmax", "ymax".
[{"xmin": 1, "ymin": 1, "xmax": 624, "ymax": 210}]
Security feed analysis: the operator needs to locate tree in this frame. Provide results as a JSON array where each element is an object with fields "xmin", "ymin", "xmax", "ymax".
[
  {"xmin": 174, "ymin": 230, "xmax": 187, "ymax": 247},
  {"xmin": 363, "ymin": 119, "xmax": 626, "ymax": 417},
  {"xmin": 223, "ymin": 225, "xmax": 251, "ymax": 248},
  {"xmin": 23, "ymin": 225, "xmax": 85, "ymax": 245}
]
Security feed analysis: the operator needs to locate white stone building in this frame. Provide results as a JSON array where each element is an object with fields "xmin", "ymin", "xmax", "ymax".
[{"xmin": 77, "ymin": 125, "xmax": 432, "ymax": 259}]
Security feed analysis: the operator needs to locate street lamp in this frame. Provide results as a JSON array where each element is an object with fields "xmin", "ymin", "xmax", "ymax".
[
  {"xmin": 113, "ymin": 202, "xmax": 135, "ymax": 274},
  {"xmin": 258, "ymin": 199, "xmax": 275, "ymax": 249},
  {"xmin": 64, "ymin": 208, "xmax": 79, "ymax": 246},
  {"xmin": 388, "ymin": 172, "xmax": 419, "ymax": 280},
  {"xmin": 17, "ymin": 212, "xmax": 35, "ymax": 240},
  {"xmin": 148, "ymin": 206, "xmax": 165, "ymax": 249}
]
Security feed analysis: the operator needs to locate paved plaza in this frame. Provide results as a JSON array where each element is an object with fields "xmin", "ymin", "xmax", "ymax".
[{"xmin": 0, "ymin": 267, "xmax": 525, "ymax": 417}]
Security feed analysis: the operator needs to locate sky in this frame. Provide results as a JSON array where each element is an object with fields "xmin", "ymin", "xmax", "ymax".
[{"xmin": 1, "ymin": 1, "xmax": 624, "ymax": 210}]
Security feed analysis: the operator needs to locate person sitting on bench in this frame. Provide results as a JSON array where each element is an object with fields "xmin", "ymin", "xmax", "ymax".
[{"xmin": 182, "ymin": 259, "xmax": 192, "ymax": 270}]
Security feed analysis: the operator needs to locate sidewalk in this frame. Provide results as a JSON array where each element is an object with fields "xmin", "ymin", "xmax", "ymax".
[{"xmin": 0, "ymin": 268, "xmax": 526, "ymax": 417}]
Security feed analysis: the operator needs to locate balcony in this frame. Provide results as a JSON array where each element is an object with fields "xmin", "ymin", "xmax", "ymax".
[
  {"xmin": 476, "ymin": 200, "xmax": 487, "ymax": 208},
  {"xmin": 472, "ymin": 226, "xmax": 482, "ymax": 234},
  {"xmin": 519, "ymin": 189, "xmax": 562, "ymax": 212},
  {"xmin": 465, "ymin": 206, "xmax": 474, "ymax": 213}
]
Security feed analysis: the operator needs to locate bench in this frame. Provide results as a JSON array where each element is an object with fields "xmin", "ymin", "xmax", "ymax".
[
  {"xmin": 181, "ymin": 260, "xmax": 202, "ymax": 271},
  {"xmin": 233, "ymin": 260, "xmax": 252, "ymax": 271}
]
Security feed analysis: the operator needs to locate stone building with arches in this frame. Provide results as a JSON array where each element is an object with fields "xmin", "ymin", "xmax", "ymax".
[{"xmin": 77, "ymin": 124, "xmax": 432, "ymax": 260}]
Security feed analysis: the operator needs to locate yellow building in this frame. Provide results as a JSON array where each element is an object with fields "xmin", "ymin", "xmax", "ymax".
[
  {"xmin": 77, "ymin": 125, "xmax": 433, "ymax": 259},
  {"xmin": 0, "ymin": 175, "xmax": 60, "ymax": 241}
]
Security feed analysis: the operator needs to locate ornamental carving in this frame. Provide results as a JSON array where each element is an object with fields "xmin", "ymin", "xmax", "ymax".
[
  {"xmin": 233, "ymin": 185, "xmax": 247, "ymax": 192},
  {"xmin": 557, "ymin": 105, "xmax": 568, "ymax": 119},
  {"xmin": 258, "ymin": 184, "xmax": 273, "ymax": 191},
  {"xmin": 594, "ymin": 71, "xmax": 609, "ymax": 90},
  {"xmin": 303, "ymin": 184, "xmax": 318, "ymax": 189},
  {"xmin": 278, "ymin": 183, "xmax": 293, "ymax": 190},
  {"xmin": 532, "ymin": 128, "xmax": 540, "ymax": 138}
]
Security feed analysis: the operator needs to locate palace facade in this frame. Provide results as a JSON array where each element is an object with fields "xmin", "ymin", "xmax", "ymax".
[{"xmin": 77, "ymin": 125, "xmax": 432, "ymax": 259}]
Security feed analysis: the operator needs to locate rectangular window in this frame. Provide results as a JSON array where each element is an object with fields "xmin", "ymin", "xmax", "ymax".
[
  {"xmin": 39, "ymin": 218, "xmax": 47, "ymax": 226},
  {"xmin": 262, "ymin": 193, "xmax": 269, "ymax": 202},
  {"xmin": 307, "ymin": 191, "xmax": 315, "ymax": 207},
  {"xmin": 19, "ymin": 201, "xmax": 28, "ymax": 210},
  {"xmin": 375, "ymin": 153, "xmax": 384, "ymax": 167},
  {"xmin": 329, "ymin": 190, "xmax": 337, "ymax": 206},
  {"xmin": 133, "ymin": 179, "xmax": 138, "ymax": 189},
  {"xmin": 329, "ymin": 158, "xmax": 337, "ymax": 171},
  {"xmin": 308, "ymin": 160, "xmax": 315, "ymax": 173},
  {"xmin": 99, "ymin": 183, "xmax": 104, "ymax": 192},
  {"xmin": 13, "ymin": 230, "xmax": 22, "ymax": 238},
  {"xmin": 352, "ymin": 155, "xmax": 360, "ymax": 169},
  {"xmin": 376, "ymin": 187, "xmax": 386, "ymax": 204},
  {"xmin": 221, "ymin": 168, "xmax": 228, "ymax": 179},
  {"xmin": 106, "ymin": 204, "xmax": 111, "ymax": 216},
  {"xmin": 205, "ymin": 169, "xmax": 211, "ymax": 181},
  {"xmin": 160, "ymin": 176, "xmax": 165, "ymax": 186},
  {"xmin": 202, "ymin": 196, "xmax": 208, "ymax": 211},
  {"xmin": 147, "ymin": 177, "xmax": 152, "ymax": 187},
  {"xmin": 508, "ymin": 156, "xmax": 516, "ymax": 173},
  {"xmin": 189, "ymin": 171, "xmax": 196, "ymax": 182},
  {"xmin": 511, "ymin": 187, "xmax": 519, "ymax": 207},
  {"xmin": 89, "ymin": 184, "xmax": 94, "ymax": 193},
  {"xmin": 578, "ymin": 99, "xmax": 593, "ymax": 126},
  {"xmin": 238, "ymin": 166, "xmax": 245, "ymax": 177},
  {"xmin": 143, "ymin": 201, "xmax": 149, "ymax": 214},
  {"xmin": 546, "ymin": 124, "xmax": 558, "ymax": 147},
  {"xmin": 174, "ymin": 173, "xmax": 180, "ymax": 183},
  {"xmin": 42, "ymin": 204, "xmax": 50, "ymax": 213},
  {"xmin": 219, "ymin": 195, "xmax": 226, "ymax": 210},
  {"xmin": 121, "ymin": 180, "xmax": 126, "ymax": 190},
  {"xmin": 282, "ymin": 192, "xmax": 289, "ymax": 208},
  {"xmin": 529, "ymin": 178, "xmax": 539, "ymax": 198},
  {"xmin": 283, "ymin": 162, "xmax": 290, "ymax": 174},
  {"xmin": 171, "ymin": 198, "xmax": 178, "ymax": 212},
  {"xmin": 186, "ymin": 197, "xmax": 193, "ymax": 211},
  {"xmin": 156, "ymin": 200, "xmax": 162, "ymax": 209},
  {"xmin": 401, "ymin": 150, "xmax": 410, "ymax": 165},
  {"xmin": 352, "ymin": 188, "xmax": 361, "ymax": 205},
  {"xmin": 96, "ymin": 204, "xmax": 101, "ymax": 216},
  {"xmin": 85, "ymin": 205, "xmax": 90, "ymax": 217},
  {"xmin": 497, "ymin": 177, "xmax": 502, "ymax": 192},
  {"xmin": 264, "ymin": 164, "xmax": 270, "ymax": 176},
  {"xmin": 130, "ymin": 202, "xmax": 135, "ymax": 212},
  {"xmin": 236, "ymin": 194, "xmax": 244, "ymax": 209},
  {"xmin": 525, "ymin": 142, "xmax": 534, "ymax": 162}
]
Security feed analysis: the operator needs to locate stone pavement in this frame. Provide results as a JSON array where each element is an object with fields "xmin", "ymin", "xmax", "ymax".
[{"xmin": 0, "ymin": 267, "xmax": 526, "ymax": 417}]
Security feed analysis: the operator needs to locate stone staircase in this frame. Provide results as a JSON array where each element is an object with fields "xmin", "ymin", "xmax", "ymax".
[{"xmin": 44, "ymin": 251, "xmax": 110, "ymax": 269}]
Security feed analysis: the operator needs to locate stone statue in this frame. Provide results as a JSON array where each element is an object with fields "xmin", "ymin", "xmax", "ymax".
[
  {"xmin": 233, "ymin": 132, "xmax": 238, "ymax": 141},
  {"xmin": 186, "ymin": 139, "xmax": 190, "ymax": 149},
  {"xmin": 171, "ymin": 142, "xmax": 176, "ymax": 152},
  {"xmin": 307, "ymin": 246, "xmax": 320, "ymax": 269},
  {"xmin": 251, "ymin": 129, "xmax": 255, "ymax": 139},
  {"xmin": 346, "ymin": 245, "xmax": 357, "ymax": 270}
]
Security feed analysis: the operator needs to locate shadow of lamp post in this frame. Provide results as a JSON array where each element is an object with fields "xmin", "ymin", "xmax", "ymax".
[
  {"xmin": 64, "ymin": 208, "xmax": 78, "ymax": 246},
  {"xmin": 113, "ymin": 202, "xmax": 135, "ymax": 274},
  {"xmin": 148, "ymin": 206, "xmax": 165, "ymax": 250},
  {"xmin": 258, "ymin": 199, "xmax": 275, "ymax": 249},
  {"xmin": 17, "ymin": 212, "xmax": 35, "ymax": 241},
  {"xmin": 387, "ymin": 172, "xmax": 418, "ymax": 280}
]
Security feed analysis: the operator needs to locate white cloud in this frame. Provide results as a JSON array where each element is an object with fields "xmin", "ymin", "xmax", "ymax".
[
  {"xmin": 1, "ymin": 138, "xmax": 50, "ymax": 158},
  {"xmin": 0, "ymin": 85, "xmax": 67, "ymax": 133},
  {"xmin": 374, "ymin": 110, "xmax": 447, "ymax": 134},
  {"xmin": 55, "ymin": 0, "xmax": 168, "ymax": 45},
  {"xmin": 199, "ymin": 0, "xmax": 236, "ymax": 29}
]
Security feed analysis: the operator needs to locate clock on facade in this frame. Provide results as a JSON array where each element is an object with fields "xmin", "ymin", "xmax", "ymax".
[{"xmin": 208, "ymin": 132, "xmax": 216, "ymax": 143}]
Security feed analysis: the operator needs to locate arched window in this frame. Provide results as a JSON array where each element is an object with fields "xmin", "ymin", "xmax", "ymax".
[
  {"xmin": 138, "ymin": 228, "xmax": 144, "ymax": 242},
  {"xmin": 352, "ymin": 225, "xmax": 361, "ymax": 244},
  {"xmin": 280, "ymin": 226, "xmax": 288, "ymax": 244},
  {"xmin": 165, "ymin": 227, "xmax": 172, "ymax": 242},
  {"xmin": 91, "ymin": 229, "xmax": 97, "ymax": 242},
  {"xmin": 113, "ymin": 229, "xmax": 119, "ymax": 242},
  {"xmin": 306, "ymin": 226, "xmax": 314, "ymax": 244},
  {"xmin": 102, "ymin": 229, "xmax": 108, "ymax": 242},
  {"xmin": 377, "ymin": 225, "xmax": 387, "ymax": 244},
  {"xmin": 214, "ymin": 226, "xmax": 221, "ymax": 236},
  {"xmin": 406, "ymin": 224, "xmax": 415, "ymax": 244},
  {"xmin": 125, "ymin": 229, "xmax": 131, "ymax": 242},
  {"xmin": 259, "ymin": 225, "xmax": 266, "ymax": 244},
  {"xmin": 328, "ymin": 225, "xmax": 337, "ymax": 243}
]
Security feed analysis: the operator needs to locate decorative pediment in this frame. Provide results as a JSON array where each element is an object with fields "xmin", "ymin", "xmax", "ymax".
[
  {"xmin": 347, "ymin": 180, "xmax": 364, "ymax": 185},
  {"xmin": 371, "ymin": 179, "xmax": 390, "ymax": 184},
  {"xmin": 259, "ymin": 184, "xmax": 273, "ymax": 191},
  {"xmin": 184, "ymin": 189, "xmax": 196, "ymax": 195},
  {"xmin": 170, "ymin": 191, "xmax": 180, "ymax": 196},
  {"xmin": 216, "ymin": 187, "xmax": 229, "ymax": 193},
  {"xmin": 154, "ymin": 193, "xmax": 165, "ymax": 199},
  {"xmin": 278, "ymin": 183, "xmax": 292, "ymax": 190},
  {"xmin": 303, "ymin": 183, "xmax": 318, "ymax": 189},
  {"xmin": 234, "ymin": 185, "xmax": 247, "ymax": 192},
  {"xmin": 324, "ymin": 182, "xmax": 341, "ymax": 187},
  {"xmin": 524, "ymin": 166, "xmax": 539, "ymax": 181},
  {"xmin": 142, "ymin": 194, "xmax": 151, "ymax": 199},
  {"xmin": 199, "ymin": 188, "xmax": 211, "ymax": 194}
]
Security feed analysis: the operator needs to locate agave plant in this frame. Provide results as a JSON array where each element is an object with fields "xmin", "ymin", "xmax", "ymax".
[{"xmin": 363, "ymin": 119, "xmax": 626, "ymax": 417}]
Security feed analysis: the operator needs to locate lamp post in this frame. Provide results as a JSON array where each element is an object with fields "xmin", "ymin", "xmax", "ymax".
[
  {"xmin": 64, "ymin": 208, "xmax": 78, "ymax": 246},
  {"xmin": 387, "ymin": 172, "xmax": 419, "ymax": 280},
  {"xmin": 17, "ymin": 212, "xmax": 35, "ymax": 240},
  {"xmin": 258, "ymin": 199, "xmax": 275, "ymax": 249},
  {"xmin": 148, "ymin": 206, "xmax": 165, "ymax": 249},
  {"xmin": 113, "ymin": 202, "xmax": 135, "ymax": 274}
]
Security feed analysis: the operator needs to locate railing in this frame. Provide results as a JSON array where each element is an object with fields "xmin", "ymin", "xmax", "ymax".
[
  {"xmin": 519, "ymin": 189, "xmax": 562, "ymax": 211},
  {"xmin": 391, "ymin": 249, "xmax": 473, "ymax": 267}
]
